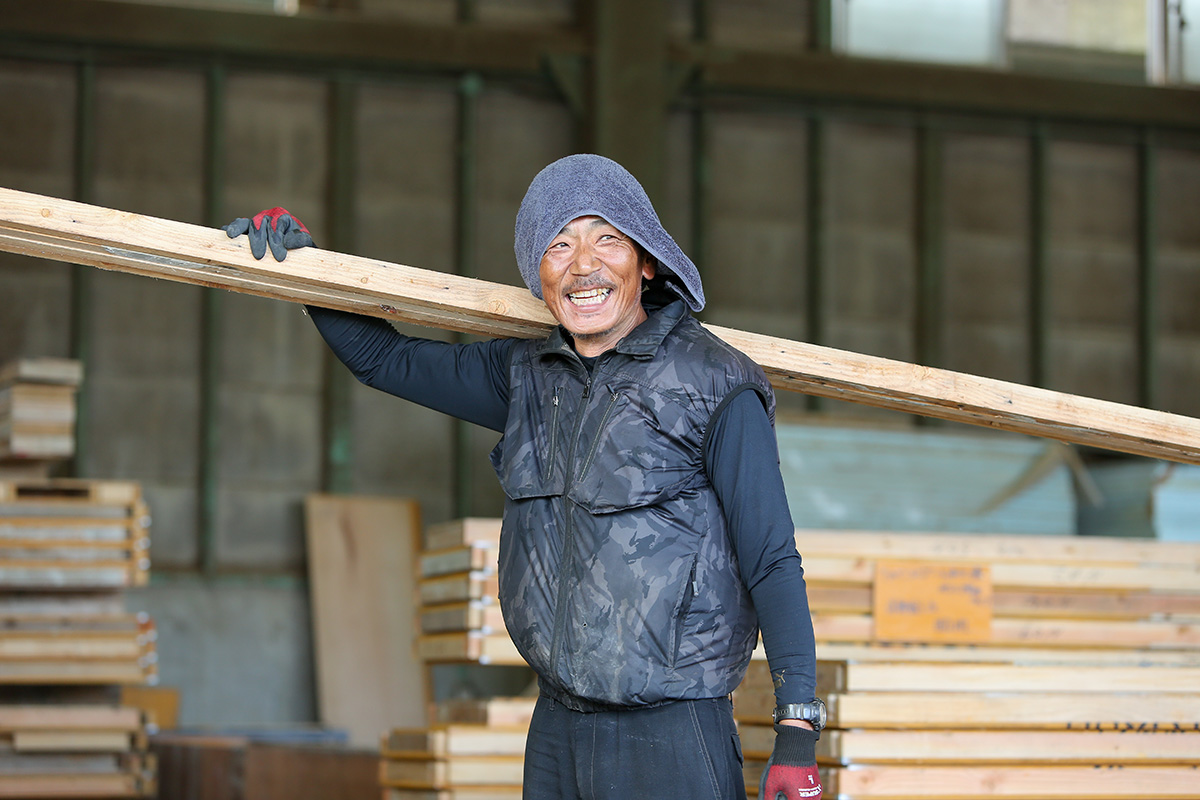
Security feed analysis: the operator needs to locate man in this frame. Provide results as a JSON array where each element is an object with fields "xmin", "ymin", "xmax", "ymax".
[{"xmin": 226, "ymin": 154, "xmax": 822, "ymax": 800}]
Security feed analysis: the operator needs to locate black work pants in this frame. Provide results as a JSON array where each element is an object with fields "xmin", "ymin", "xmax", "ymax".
[{"xmin": 521, "ymin": 694, "xmax": 747, "ymax": 800}]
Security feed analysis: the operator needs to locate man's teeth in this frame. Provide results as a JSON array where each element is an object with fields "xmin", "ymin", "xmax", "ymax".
[{"xmin": 568, "ymin": 288, "xmax": 611, "ymax": 307}]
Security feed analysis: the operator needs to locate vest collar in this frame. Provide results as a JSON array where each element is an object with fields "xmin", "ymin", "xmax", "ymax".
[{"xmin": 535, "ymin": 299, "xmax": 688, "ymax": 362}]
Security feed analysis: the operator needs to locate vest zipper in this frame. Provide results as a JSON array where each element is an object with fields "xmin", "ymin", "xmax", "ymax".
[
  {"xmin": 547, "ymin": 388, "xmax": 560, "ymax": 470},
  {"xmin": 547, "ymin": 370, "xmax": 595, "ymax": 678},
  {"xmin": 576, "ymin": 388, "xmax": 621, "ymax": 482}
]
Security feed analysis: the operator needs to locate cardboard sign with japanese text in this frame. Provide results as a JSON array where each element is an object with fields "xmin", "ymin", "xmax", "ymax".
[{"xmin": 873, "ymin": 559, "xmax": 992, "ymax": 643}]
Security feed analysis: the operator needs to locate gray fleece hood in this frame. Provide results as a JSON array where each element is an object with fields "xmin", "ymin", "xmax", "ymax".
[{"xmin": 514, "ymin": 154, "xmax": 705, "ymax": 312}]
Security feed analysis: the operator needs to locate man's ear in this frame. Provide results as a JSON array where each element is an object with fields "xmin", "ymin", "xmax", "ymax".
[{"xmin": 641, "ymin": 254, "xmax": 657, "ymax": 281}]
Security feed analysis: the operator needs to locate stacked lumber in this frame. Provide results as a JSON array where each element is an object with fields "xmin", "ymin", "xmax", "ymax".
[
  {"xmin": 735, "ymin": 530, "xmax": 1200, "ymax": 798},
  {"xmin": 0, "ymin": 357, "xmax": 82, "ymax": 464},
  {"xmin": 735, "ymin": 659, "xmax": 1200, "ymax": 798},
  {"xmin": 0, "ymin": 478, "xmax": 152, "ymax": 590},
  {"xmin": 795, "ymin": 529, "xmax": 1200, "ymax": 652},
  {"xmin": 0, "ymin": 704, "xmax": 156, "ymax": 798},
  {"xmin": 379, "ymin": 724, "xmax": 527, "ymax": 800},
  {"xmin": 415, "ymin": 518, "xmax": 518, "ymax": 666},
  {"xmin": 380, "ymin": 521, "xmax": 535, "ymax": 799},
  {"xmin": 0, "ymin": 478, "xmax": 158, "ymax": 797}
]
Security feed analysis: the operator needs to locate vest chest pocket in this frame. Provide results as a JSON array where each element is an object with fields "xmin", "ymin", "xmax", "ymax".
[
  {"xmin": 568, "ymin": 386, "xmax": 705, "ymax": 513},
  {"xmin": 490, "ymin": 377, "xmax": 571, "ymax": 500}
]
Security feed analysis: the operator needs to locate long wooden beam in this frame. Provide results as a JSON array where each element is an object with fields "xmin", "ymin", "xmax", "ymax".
[{"xmin": 3, "ymin": 186, "xmax": 1200, "ymax": 465}]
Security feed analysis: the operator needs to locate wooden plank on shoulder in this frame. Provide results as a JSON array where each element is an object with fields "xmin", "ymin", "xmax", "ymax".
[{"xmin": 3, "ymin": 187, "xmax": 1199, "ymax": 464}]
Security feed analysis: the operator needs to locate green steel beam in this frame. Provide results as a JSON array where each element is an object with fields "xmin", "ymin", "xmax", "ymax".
[
  {"xmin": 1137, "ymin": 128, "xmax": 1159, "ymax": 410},
  {"xmin": 804, "ymin": 114, "xmax": 828, "ymax": 412},
  {"xmin": 68, "ymin": 56, "xmax": 96, "ymax": 478},
  {"xmin": 0, "ymin": 0, "xmax": 584, "ymax": 78},
  {"xmin": 915, "ymin": 121, "xmax": 945, "ymax": 371},
  {"xmin": 198, "ymin": 61, "xmax": 228, "ymax": 574},
  {"xmin": 587, "ymin": 0, "xmax": 671, "ymax": 204},
  {"xmin": 810, "ymin": 0, "xmax": 833, "ymax": 52},
  {"xmin": 452, "ymin": 72, "xmax": 482, "ymax": 518},
  {"xmin": 321, "ymin": 75, "xmax": 358, "ymax": 495},
  {"xmin": 689, "ymin": 0, "xmax": 710, "ymax": 280},
  {"xmin": 685, "ymin": 47, "xmax": 1200, "ymax": 132},
  {"xmin": 1028, "ymin": 123, "xmax": 1049, "ymax": 389}
]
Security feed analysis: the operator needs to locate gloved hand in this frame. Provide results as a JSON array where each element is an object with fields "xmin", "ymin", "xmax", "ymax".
[
  {"xmin": 222, "ymin": 207, "xmax": 314, "ymax": 261},
  {"xmin": 759, "ymin": 724, "xmax": 822, "ymax": 800}
]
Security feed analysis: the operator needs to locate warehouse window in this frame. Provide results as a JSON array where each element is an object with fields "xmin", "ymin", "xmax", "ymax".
[
  {"xmin": 1006, "ymin": 0, "xmax": 1147, "ymax": 83},
  {"xmin": 831, "ymin": 0, "xmax": 1007, "ymax": 67},
  {"xmin": 1179, "ymin": 0, "xmax": 1198, "ymax": 82}
]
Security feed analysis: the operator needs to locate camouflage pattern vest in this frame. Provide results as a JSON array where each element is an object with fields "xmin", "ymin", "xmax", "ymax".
[{"xmin": 489, "ymin": 300, "xmax": 776, "ymax": 707}]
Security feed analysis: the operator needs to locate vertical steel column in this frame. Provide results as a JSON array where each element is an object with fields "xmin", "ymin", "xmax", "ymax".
[
  {"xmin": 810, "ymin": 0, "xmax": 833, "ymax": 51},
  {"xmin": 452, "ymin": 72, "xmax": 482, "ymax": 518},
  {"xmin": 198, "ymin": 61, "xmax": 227, "ymax": 574},
  {"xmin": 804, "ymin": 113, "xmax": 828, "ymax": 412},
  {"xmin": 1028, "ymin": 122, "xmax": 1049, "ymax": 388},
  {"xmin": 588, "ymin": 0, "xmax": 670, "ymax": 204},
  {"xmin": 69, "ymin": 56, "xmax": 96, "ymax": 477},
  {"xmin": 915, "ymin": 121, "xmax": 945, "ymax": 371},
  {"xmin": 321, "ymin": 75, "xmax": 358, "ymax": 494},
  {"xmin": 1136, "ymin": 127, "xmax": 1159, "ymax": 409},
  {"xmin": 690, "ymin": 0, "xmax": 711, "ymax": 283}
]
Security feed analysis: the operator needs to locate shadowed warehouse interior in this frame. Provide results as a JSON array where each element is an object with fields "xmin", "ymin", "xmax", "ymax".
[{"xmin": 1, "ymin": 0, "xmax": 1198, "ymax": 749}]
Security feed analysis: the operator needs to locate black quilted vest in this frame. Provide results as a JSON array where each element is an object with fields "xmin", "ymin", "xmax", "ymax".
[{"xmin": 489, "ymin": 300, "xmax": 776, "ymax": 706}]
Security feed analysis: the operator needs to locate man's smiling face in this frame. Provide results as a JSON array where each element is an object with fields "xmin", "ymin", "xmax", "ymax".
[{"xmin": 538, "ymin": 215, "xmax": 656, "ymax": 357}]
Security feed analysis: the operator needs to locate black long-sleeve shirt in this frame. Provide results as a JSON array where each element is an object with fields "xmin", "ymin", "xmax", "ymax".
[{"xmin": 307, "ymin": 305, "xmax": 817, "ymax": 705}]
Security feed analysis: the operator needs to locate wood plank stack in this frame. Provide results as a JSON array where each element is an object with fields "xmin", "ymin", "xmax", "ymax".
[
  {"xmin": 0, "ymin": 479, "xmax": 152, "ymax": 590},
  {"xmin": 405, "ymin": 519, "xmax": 1200, "ymax": 797},
  {"xmin": 0, "ymin": 699, "xmax": 156, "ymax": 797},
  {"xmin": 380, "ymin": 724, "xmax": 527, "ymax": 800},
  {"xmin": 415, "ymin": 519, "xmax": 518, "ymax": 666},
  {"xmin": 0, "ymin": 706, "xmax": 158, "ymax": 798},
  {"xmin": 379, "ymin": 521, "xmax": 534, "ymax": 800},
  {"xmin": 0, "ymin": 478, "xmax": 158, "ymax": 798},
  {"xmin": 795, "ymin": 529, "xmax": 1200, "ymax": 654},
  {"xmin": 735, "ymin": 530, "xmax": 1200, "ymax": 798},
  {"xmin": 0, "ymin": 358, "xmax": 83, "ymax": 465}
]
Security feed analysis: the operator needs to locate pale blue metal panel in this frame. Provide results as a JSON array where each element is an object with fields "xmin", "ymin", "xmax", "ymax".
[{"xmin": 777, "ymin": 423, "xmax": 1076, "ymax": 534}]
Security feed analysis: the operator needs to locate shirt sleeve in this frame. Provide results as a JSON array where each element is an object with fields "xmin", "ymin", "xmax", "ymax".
[
  {"xmin": 704, "ymin": 387, "xmax": 817, "ymax": 707},
  {"xmin": 306, "ymin": 305, "xmax": 514, "ymax": 433}
]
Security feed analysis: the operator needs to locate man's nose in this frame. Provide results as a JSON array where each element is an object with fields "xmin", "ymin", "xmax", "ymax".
[{"xmin": 572, "ymin": 242, "xmax": 601, "ymax": 274}]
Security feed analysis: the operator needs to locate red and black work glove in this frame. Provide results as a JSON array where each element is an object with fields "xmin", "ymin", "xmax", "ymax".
[
  {"xmin": 222, "ymin": 207, "xmax": 314, "ymax": 261},
  {"xmin": 759, "ymin": 724, "xmax": 822, "ymax": 800}
]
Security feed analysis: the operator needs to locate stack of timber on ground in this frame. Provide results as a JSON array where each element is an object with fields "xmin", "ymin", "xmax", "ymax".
[
  {"xmin": 416, "ymin": 521, "xmax": 1200, "ymax": 663},
  {"xmin": 416, "ymin": 518, "xmax": 515, "ymax": 665},
  {"xmin": 0, "ymin": 698, "xmax": 156, "ymax": 797},
  {"xmin": 380, "ymin": 723, "xmax": 528, "ymax": 800},
  {"xmin": 0, "ymin": 478, "xmax": 158, "ymax": 798},
  {"xmin": 735, "ymin": 659, "xmax": 1200, "ymax": 799},
  {"xmin": 383, "ymin": 520, "xmax": 532, "ymax": 799},
  {"xmin": 793, "ymin": 529, "xmax": 1200, "ymax": 654},
  {"xmin": 0, "ymin": 358, "xmax": 82, "ymax": 475},
  {"xmin": 735, "ymin": 531, "xmax": 1200, "ymax": 798}
]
